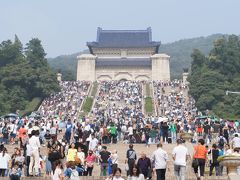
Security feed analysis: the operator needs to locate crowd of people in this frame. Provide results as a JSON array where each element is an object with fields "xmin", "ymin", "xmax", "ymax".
[
  {"xmin": 0, "ymin": 80, "xmax": 239, "ymax": 180},
  {"xmin": 39, "ymin": 81, "xmax": 90, "ymax": 120},
  {"xmin": 91, "ymin": 81, "xmax": 144, "ymax": 144}
]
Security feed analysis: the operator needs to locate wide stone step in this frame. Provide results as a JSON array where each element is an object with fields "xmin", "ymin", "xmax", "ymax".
[{"xmin": 0, "ymin": 175, "xmax": 228, "ymax": 180}]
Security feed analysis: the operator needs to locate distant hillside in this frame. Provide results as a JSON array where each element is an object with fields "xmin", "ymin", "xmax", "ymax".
[
  {"xmin": 48, "ymin": 34, "xmax": 226, "ymax": 80},
  {"xmin": 47, "ymin": 50, "xmax": 88, "ymax": 80},
  {"xmin": 159, "ymin": 34, "xmax": 226, "ymax": 78}
]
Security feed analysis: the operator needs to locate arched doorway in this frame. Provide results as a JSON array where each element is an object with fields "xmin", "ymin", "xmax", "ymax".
[
  {"xmin": 119, "ymin": 78, "xmax": 128, "ymax": 82},
  {"xmin": 114, "ymin": 72, "xmax": 133, "ymax": 81},
  {"xmin": 135, "ymin": 75, "xmax": 150, "ymax": 81},
  {"xmin": 97, "ymin": 75, "xmax": 112, "ymax": 81}
]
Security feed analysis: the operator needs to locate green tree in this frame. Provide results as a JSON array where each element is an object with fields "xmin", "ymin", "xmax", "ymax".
[
  {"xmin": 0, "ymin": 36, "xmax": 59, "ymax": 116},
  {"xmin": 25, "ymin": 38, "xmax": 47, "ymax": 68},
  {"xmin": 189, "ymin": 35, "xmax": 240, "ymax": 118}
]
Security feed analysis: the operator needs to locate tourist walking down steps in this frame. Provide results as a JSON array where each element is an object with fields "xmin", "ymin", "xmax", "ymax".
[
  {"xmin": 152, "ymin": 143, "xmax": 168, "ymax": 180},
  {"xmin": 172, "ymin": 139, "xmax": 189, "ymax": 180},
  {"xmin": 193, "ymin": 139, "xmax": 208, "ymax": 180},
  {"xmin": 1, "ymin": 80, "xmax": 240, "ymax": 179}
]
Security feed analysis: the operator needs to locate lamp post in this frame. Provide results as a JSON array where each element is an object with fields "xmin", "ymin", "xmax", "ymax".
[{"xmin": 226, "ymin": 90, "xmax": 240, "ymax": 96}]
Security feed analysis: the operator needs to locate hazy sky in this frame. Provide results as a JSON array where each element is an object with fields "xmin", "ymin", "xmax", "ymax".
[{"xmin": 1, "ymin": 0, "xmax": 239, "ymax": 57}]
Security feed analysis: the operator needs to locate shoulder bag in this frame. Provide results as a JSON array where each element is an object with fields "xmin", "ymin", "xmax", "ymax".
[{"xmin": 192, "ymin": 145, "xmax": 199, "ymax": 168}]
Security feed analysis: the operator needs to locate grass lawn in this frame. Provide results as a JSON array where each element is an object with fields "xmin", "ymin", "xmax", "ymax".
[
  {"xmin": 145, "ymin": 97, "xmax": 153, "ymax": 114},
  {"xmin": 82, "ymin": 97, "xmax": 94, "ymax": 113}
]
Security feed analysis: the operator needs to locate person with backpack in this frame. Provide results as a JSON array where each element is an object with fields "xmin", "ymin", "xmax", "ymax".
[
  {"xmin": 125, "ymin": 144, "xmax": 137, "ymax": 176},
  {"xmin": 208, "ymin": 144, "xmax": 220, "ymax": 176},
  {"xmin": 218, "ymin": 134, "xmax": 227, "ymax": 150}
]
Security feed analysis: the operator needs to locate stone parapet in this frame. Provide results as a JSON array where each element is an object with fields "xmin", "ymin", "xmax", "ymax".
[{"xmin": 77, "ymin": 54, "xmax": 96, "ymax": 81}]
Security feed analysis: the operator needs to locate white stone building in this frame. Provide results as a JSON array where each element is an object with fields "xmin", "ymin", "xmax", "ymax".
[{"xmin": 77, "ymin": 27, "xmax": 170, "ymax": 81}]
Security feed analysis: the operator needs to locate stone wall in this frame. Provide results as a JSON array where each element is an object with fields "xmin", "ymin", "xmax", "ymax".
[
  {"xmin": 95, "ymin": 66, "xmax": 151, "ymax": 81},
  {"xmin": 76, "ymin": 53, "xmax": 171, "ymax": 81}
]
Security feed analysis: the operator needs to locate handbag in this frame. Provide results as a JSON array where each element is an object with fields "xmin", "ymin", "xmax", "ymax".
[
  {"xmin": 192, "ymin": 145, "xmax": 199, "ymax": 168},
  {"xmin": 174, "ymin": 164, "xmax": 181, "ymax": 171},
  {"xmin": 147, "ymin": 167, "xmax": 152, "ymax": 178},
  {"xmin": 192, "ymin": 159, "xmax": 199, "ymax": 168}
]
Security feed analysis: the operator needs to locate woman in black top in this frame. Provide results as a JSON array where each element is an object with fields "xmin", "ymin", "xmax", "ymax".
[{"xmin": 208, "ymin": 144, "xmax": 220, "ymax": 176}]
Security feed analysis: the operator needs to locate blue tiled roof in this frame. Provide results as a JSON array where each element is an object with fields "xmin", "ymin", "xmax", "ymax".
[
  {"xmin": 95, "ymin": 58, "xmax": 151, "ymax": 67},
  {"xmin": 87, "ymin": 27, "xmax": 160, "ymax": 53}
]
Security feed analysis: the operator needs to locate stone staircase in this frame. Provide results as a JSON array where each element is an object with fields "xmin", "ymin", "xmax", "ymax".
[
  {"xmin": 3, "ymin": 143, "xmax": 229, "ymax": 180},
  {"xmin": 1, "ymin": 175, "xmax": 228, "ymax": 180}
]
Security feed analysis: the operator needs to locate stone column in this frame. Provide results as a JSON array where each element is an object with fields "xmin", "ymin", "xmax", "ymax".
[
  {"xmin": 57, "ymin": 73, "xmax": 62, "ymax": 82},
  {"xmin": 77, "ymin": 54, "xmax": 96, "ymax": 82},
  {"xmin": 183, "ymin": 72, "xmax": 189, "ymax": 85},
  {"xmin": 151, "ymin": 54, "xmax": 170, "ymax": 81}
]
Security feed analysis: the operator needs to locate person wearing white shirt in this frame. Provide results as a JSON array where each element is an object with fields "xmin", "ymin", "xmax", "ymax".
[
  {"xmin": 84, "ymin": 123, "xmax": 91, "ymax": 132},
  {"xmin": 0, "ymin": 148, "xmax": 11, "ymax": 176},
  {"xmin": 29, "ymin": 130, "xmax": 41, "ymax": 176},
  {"xmin": 225, "ymin": 144, "xmax": 233, "ymax": 155},
  {"xmin": 77, "ymin": 147, "xmax": 85, "ymax": 166},
  {"xmin": 172, "ymin": 139, "xmax": 189, "ymax": 180},
  {"xmin": 88, "ymin": 135, "xmax": 98, "ymax": 151},
  {"xmin": 111, "ymin": 150, "xmax": 119, "ymax": 173},
  {"xmin": 152, "ymin": 143, "xmax": 168, "ymax": 180},
  {"xmin": 232, "ymin": 134, "xmax": 240, "ymax": 150},
  {"xmin": 50, "ymin": 126, "xmax": 57, "ymax": 137}
]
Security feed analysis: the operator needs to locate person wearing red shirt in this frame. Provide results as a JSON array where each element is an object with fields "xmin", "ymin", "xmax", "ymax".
[
  {"xmin": 193, "ymin": 139, "xmax": 208, "ymax": 180},
  {"xmin": 18, "ymin": 125, "xmax": 27, "ymax": 148}
]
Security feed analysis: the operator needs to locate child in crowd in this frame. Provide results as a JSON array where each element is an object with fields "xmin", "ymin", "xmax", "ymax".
[
  {"xmin": 52, "ymin": 160, "xmax": 64, "ymax": 180},
  {"xmin": 64, "ymin": 161, "xmax": 83, "ymax": 179},
  {"xmin": 9, "ymin": 162, "xmax": 21, "ymax": 180}
]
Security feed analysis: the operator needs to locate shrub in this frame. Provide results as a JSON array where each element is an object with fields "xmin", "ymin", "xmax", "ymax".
[{"xmin": 82, "ymin": 97, "xmax": 93, "ymax": 113}]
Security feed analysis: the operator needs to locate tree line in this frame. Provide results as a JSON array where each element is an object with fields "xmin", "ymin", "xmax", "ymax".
[
  {"xmin": 0, "ymin": 36, "xmax": 59, "ymax": 116},
  {"xmin": 188, "ymin": 35, "xmax": 240, "ymax": 119}
]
